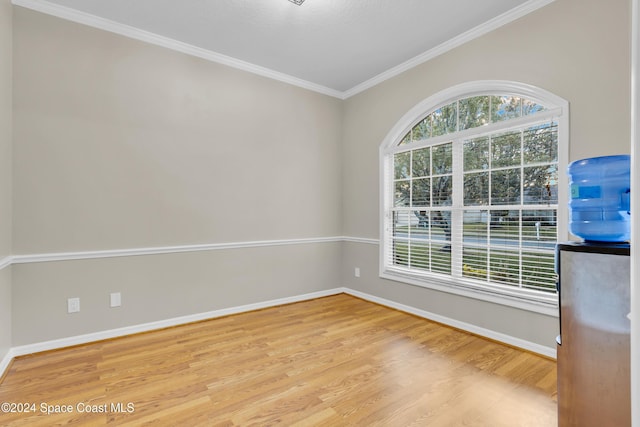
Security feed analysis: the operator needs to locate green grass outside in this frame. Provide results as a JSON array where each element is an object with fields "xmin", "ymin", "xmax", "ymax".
[
  {"xmin": 396, "ymin": 222, "xmax": 556, "ymax": 241},
  {"xmin": 393, "ymin": 239, "xmax": 556, "ymax": 292}
]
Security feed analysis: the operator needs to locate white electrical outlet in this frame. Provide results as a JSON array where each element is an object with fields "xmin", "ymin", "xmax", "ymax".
[
  {"xmin": 110, "ymin": 292, "xmax": 121, "ymax": 308},
  {"xmin": 355, "ymin": 267, "xmax": 360, "ymax": 278},
  {"xmin": 67, "ymin": 297, "xmax": 80, "ymax": 313}
]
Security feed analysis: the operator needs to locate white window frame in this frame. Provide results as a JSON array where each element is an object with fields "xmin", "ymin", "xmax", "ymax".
[{"xmin": 379, "ymin": 81, "xmax": 569, "ymax": 316}]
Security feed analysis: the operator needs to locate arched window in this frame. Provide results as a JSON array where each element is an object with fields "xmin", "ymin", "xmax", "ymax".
[{"xmin": 380, "ymin": 81, "xmax": 568, "ymax": 310}]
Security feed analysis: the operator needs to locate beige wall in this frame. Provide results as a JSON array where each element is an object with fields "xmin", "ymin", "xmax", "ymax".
[
  {"xmin": 11, "ymin": 8, "xmax": 343, "ymax": 345},
  {"xmin": 0, "ymin": 0, "xmax": 13, "ymax": 360},
  {"xmin": 340, "ymin": 0, "xmax": 630, "ymax": 348},
  {"xmin": 13, "ymin": 8, "xmax": 343, "ymax": 254},
  {"xmin": 7, "ymin": 0, "xmax": 631, "ymax": 351},
  {"xmin": 12, "ymin": 242, "xmax": 342, "ymax": 346}
]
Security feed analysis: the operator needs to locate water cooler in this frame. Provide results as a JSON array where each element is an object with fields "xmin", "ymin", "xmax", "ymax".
[{"xmin": 556, "ymin": 155, "xmax": 631, "ymax": 427}]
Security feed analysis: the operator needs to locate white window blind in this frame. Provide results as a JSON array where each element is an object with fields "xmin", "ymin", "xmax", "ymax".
[{"xmin": 381, "ymin": 85, "xmax": 567, "ymax": 309}]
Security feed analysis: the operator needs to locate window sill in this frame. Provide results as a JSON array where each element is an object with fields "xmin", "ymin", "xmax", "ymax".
[{"xmin": 381, "ymin": 267, "xmax": 559, "ymax": 317}]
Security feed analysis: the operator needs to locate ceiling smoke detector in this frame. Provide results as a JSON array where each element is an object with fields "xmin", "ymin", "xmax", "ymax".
[{"xmin": 288, "ymin": 0, "xmax": 305, "ymax": 5}]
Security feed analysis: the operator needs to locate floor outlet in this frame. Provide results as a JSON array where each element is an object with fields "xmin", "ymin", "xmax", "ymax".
[
  {"xmin": 110, "ymin": 292, "xmax": 121, "ymax": 308},
  {"xmin": 67, "ymin": 297, "xmax": 80, "ymax": 313}
]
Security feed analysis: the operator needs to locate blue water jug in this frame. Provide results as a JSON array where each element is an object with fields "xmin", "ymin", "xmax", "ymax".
[{"xmin": 567, "ymin": 155, "xmax": 631, "ymax": 242}]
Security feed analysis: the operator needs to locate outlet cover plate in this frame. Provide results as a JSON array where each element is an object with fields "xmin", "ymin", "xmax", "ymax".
[
  {"xmin": 67, "ymin": 297, "xmax": 80, "ymax": 313},
  {"xmin": 110, "ymin": 292, "xmax": 121, "ymax": 308}
]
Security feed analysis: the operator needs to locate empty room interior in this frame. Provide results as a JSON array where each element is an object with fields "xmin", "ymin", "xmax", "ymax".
[{"xmin": 0, "ymin": 0, "xmax": 638, "ymax": 425}]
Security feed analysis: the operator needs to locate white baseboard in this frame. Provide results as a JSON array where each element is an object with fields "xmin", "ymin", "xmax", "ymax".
[
  {"xmin": 8, "ymin": 288, "xmax": 344, "ymax": 359},
  {"xmin": 1, "ymin": 286, "xmax": 555, "ymax": 380},
  {"xmin": 0, "ymin": 348, "xmax": 16, "ymax": 378},
  {"xmin": 343, "ymin": 288, "xmax": 557, "ymax": 359}
]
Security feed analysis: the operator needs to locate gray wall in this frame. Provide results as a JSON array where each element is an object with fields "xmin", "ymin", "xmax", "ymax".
[
  {"xmin": 7, "ymin": 0, "xmax": 631, "ymax": 352},
  {"xmin": 11, "ymin": 8, "xmax": 343, "ymax": 345},
  {"xmin": 12, "ymin": 243, "xmax": 342, "ymax": 345},
  {"xmin": 13, "ymin": 8, "xmax": 343, "ymax": 254},
  {"xmin": 0, "ymin": 0, "xmax": 13, "ymax": 361},
  {"xmin": 340, "ymin": 0, "xmax": 630, "ymax": 348}
]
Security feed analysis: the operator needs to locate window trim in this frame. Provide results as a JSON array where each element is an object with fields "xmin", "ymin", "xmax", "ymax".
[{"xmin": 379, "ymin": 81, "xmax": 569, "ymax": 316}]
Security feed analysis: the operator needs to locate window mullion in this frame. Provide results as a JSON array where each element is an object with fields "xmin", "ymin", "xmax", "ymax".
[
  {"xmin": 382, "ymin": 86, "xmax": 565, "ymax": 308},
  {"xmin": 487, "ymin": 133, "xmax": 493, "ymax": 282},
  {"xmin": 408, "ymin": 151, "xmax": 413, "ymax": 269},
  {"xmin": 519, "ymin": 130, "xmax": 525, "ymax": 288},
  {"xmin": 451, "ymin": 139, "xmax": 464, "ymax": 279}
]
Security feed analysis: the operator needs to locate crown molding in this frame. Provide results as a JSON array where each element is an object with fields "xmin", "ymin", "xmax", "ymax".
[
  {"xmin": 11, "ymin": 0, "xmax": 344, "ymax": 99},
  {"xmin": 12, "ymin": 0, "xmax": 555, "ymax": 101},
  {"xmin": 342, "ymin": 0, "xmax": 557, "ymax": 98}
]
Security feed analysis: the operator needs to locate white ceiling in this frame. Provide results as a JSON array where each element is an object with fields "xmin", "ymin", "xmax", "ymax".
[{"xmin": 13, "ymin": 0, "xmax": 553, "ymax": 98}]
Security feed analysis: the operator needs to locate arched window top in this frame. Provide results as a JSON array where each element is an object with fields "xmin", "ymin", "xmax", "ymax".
[
  {"xmin": 382, "ymin": 80, "xmax": 568, "ymax": 152},
  {"xmin": 379, "ymin": 80, "xmax": 569, "ymax": 312},
  {"xmin": 398, "ymin": 95, "xmax": 549, "ymax": 146}
]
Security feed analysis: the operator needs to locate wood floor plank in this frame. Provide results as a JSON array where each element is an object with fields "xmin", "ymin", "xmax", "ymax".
[{"xmin": 0, "ymin": 294, "xmax": 557, "ymax": 426}]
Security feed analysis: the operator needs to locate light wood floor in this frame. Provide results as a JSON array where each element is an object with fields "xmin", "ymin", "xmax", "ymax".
[{"xmin": 0, "ymin": 294, "xmax": 557, "ymax": 426}]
